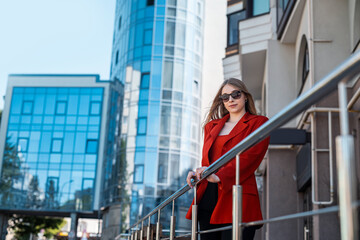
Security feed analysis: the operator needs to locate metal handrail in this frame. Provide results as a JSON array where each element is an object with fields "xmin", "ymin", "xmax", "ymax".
[
  {"xmin": 121, "ymin": 50, "xmax": 360, "ymax": 238},
  {"xmin": 158, "ymin": 200, "xmax": 360, "ymax": 240}
]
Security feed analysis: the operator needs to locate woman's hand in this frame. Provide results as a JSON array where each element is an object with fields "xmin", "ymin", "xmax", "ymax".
[
  {"xmin": 186, "ymin": 170, "xmax": 196, "ymax": 188},
  {"xmin": 187, "ymin": 167, "xmax": 220, "ymax": 188},
  {"xmin": 206, "ymin": 173, "xmax": 220, "ymax": 183}
]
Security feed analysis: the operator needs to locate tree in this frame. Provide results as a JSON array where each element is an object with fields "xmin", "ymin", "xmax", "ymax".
[
  {"xmin": 9, "ymin": 215, "xmax": 65, "ymax": 240},
  {"xmin": 0, "ymin": 139, "xmax": 22, "ymax": 206},
  {"xmin": 26, "ymin": 175, "xmax": 42, "ymax": 209},
  {"xmin": 118, "ymin": 138, "xmax": 130, "ymax": 233}
]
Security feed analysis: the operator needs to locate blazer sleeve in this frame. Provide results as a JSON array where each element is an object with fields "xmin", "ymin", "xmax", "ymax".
[
  {"xmin": 201, "ymin": 121, "xmax": 212, "ymax": 166},
  {"xmin": 216, "ymin": 117, "xmax": 270, "ymax": 193}
]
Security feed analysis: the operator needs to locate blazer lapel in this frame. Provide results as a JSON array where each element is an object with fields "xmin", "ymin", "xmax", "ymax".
[
  {"xmin": 224, "ymin": 112, "xmax": 257, "ymax": 146},
  {"xmin": 202, "ymin": 113, "xmax": 258, "ymax": 165}
]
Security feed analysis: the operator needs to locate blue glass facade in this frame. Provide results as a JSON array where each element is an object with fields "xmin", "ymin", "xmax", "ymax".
[
  {"xmin": 0, "ymin": 86, "xmax": 103, "ymax": 212},
  {"xmin": 101, "ymin": 81, "xmax": 125, "ymax": 206},
  {"xmin": 109, "ymin": 0, "xmax": 204, "ymax": 229}
]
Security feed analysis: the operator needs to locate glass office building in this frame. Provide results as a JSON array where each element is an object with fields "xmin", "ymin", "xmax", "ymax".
[
  {"xmin": 0, "ymin": 75, "xmax": 123, "ymax": 220},
  {"xmin": 107, "ymin": 0, "xmax": 204, "ymax": 231}
]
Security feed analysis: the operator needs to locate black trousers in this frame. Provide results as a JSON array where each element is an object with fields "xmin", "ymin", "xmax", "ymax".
[
  {"xmin": 198, "ymin": 210, "xmax": 257, "ymax": 240},
  {"xmin": 198, "ymin": 183, "xmax": 257, "ymax": 240}
]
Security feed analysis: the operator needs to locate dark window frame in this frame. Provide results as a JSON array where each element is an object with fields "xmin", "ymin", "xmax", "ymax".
[
  {"xmin": 115, "ymin": 51, "xmax": 119, "ymax": 65},
  {"xmin": 134, "ymin": 164, "xmax": 144, "ymax": 184},
  {"xmin": 140, "ymin": 73, "xmax": 150, "ymax": 89},
  {"xmin": 146, "ymin": 0, "xmax": 154, "ymax": 6},
  {"xmin": 51, "ymin": 138, "xmax": 63, "ymax": 153},
  {"xmin": 17, "ymin": 137, "xmax": 29, "ymax": 152},
  {"xmin": 143, "ymin": 29, "xmax": 153, "ymax": 45},
  {"xmin": 86, "ymin": 139, "xmax": 98, "ymax": 154},
  {"xmin": 118, "ymin": 16, "xmax": 122, "ymax": 31},
  {"xmin": 137, "ymin": 117, "xmax": 147, "ymax": 135},
  {"xmin": 89, "ymin": 101, "xmax": 101, "ymax": 116},
  {"xmin": 22, "ymin": 101, "xmax": 33, "ymax": 115},
  {"xmin": 157, "ymin": 152, "xmax": 169, "ymax": 183},
  {"xmin": 227, "ymin": 10, "xmax": 246, "ymax": 47},
  {"xmin": 276, "ymin": 0, "xmax": 297, "ymax": 39},
  {"xmin": 55, "ymin": 101, "xmax": 67, "ymax": 115},
  {"xmin": 299, "ymin": 41, "xmax": 309, "ymax": 96}
]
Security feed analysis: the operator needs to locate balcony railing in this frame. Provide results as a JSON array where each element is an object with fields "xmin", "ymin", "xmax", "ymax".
[{"xmin": 117, "ymin": 50, "xmax": 360, "ymax": 239}]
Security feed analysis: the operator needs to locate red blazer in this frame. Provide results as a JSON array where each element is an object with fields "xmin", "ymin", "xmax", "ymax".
[{"xmin": 186, "ymin": 112, "xmax": 270, "ymax": 224}]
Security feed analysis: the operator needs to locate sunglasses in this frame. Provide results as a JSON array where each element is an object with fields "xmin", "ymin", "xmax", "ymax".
[{"xmin": 219, "ymin": 90, "xmax": 242, "ymax": 102}]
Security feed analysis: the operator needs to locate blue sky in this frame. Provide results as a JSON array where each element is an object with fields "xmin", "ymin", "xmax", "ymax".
[
  {"xmin": 0, "ymin": 0, "xmax": 116, "ymax": 109},
  {"xmin": 0, "ymin": 0, "xmax": 226, "ymax": 111}
]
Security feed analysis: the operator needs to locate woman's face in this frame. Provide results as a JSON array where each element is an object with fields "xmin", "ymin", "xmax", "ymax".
[{"xmin": 221, "ymin": 84, "xmax": 246, "ymax": 115}]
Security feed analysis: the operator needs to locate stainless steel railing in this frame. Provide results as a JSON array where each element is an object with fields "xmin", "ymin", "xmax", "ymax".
[{"xmin": 117, "ymin": 50, "xmax": 360, "ymax": 240}]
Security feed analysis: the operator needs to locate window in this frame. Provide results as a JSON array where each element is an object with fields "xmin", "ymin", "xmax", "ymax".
[
  {"xmin": 165, "ymin": 22, "xmax": 175, "ymax": 44},
  {"xmin": 18, "ymin": 138, "xmax": 29, "ymax": 152},
  {"xmin": 170, "ymin": 154, "xmax": 180, "ymax": 180},
  {"xmin": 158, "ymin": 153, "xmax": 168, "ymax": 183},
  {"xmin": 134, "ymin": 165, "xmax": 144, "ymax": 183},
  {"xmin": 146, "ymin": 0, "xmax": 154, "ymax": 6},
  {"xmin": 140, "ymin": 73, "xmax": 150, "ymax": 89},
  {"xmin": 118, "ymin": 16, "xmax": 122, "ymax": 30},
  {"xmin": 143, "ymin": 30, "xmax": 153, "ymax": 45},
  {"xmin": 302, "ymin": 44, "xmax": 309, "ymax": 85},
  {"xmin": 276, "ymin": 0, "xmax": 296, "ymax": 38},
  {"xmin": 195, "ymin": 37, "xmax": 200, "ymax": 53},
  {"xmin": 115, "ymin": 51, "xmax": 119, "ymax": 65},
  {"xmin": 227, "ymin": 11, "xmax": 246, "ymax": 46},
  {"xmin": 139, "ymin": 90, "xmax": 149, "ymax": 101},
  {"xmin": 56, "ymin": 101, "xmax": 67, "ymax": 115},
  {"xmin": 193, "ymin": 80, "xmax": 199, "ymax": 95},
  {"xmin": 160, "ymin": 105, "xmax": 171, "ymax": 134},
  {"xmin": 298, "ymin": 36, "xmax": 309, "ymax": 96},
  {"xmin": 253, "ymin": 0, "xmax": 270, "ymax": 16},
  {"xmin": 22, "ymin": 101, "xmax": 33, "ymax": 115},
  {"xmin": 197, "ymin": 2, "xmax": 201, "ymax": 16},
  {"xmin": 353, "ymin": 0, "xmax": 360, "ymax": 50},
  {"xmin": 137, "ymin": 118, "xmax": 147, "ymax": 135},
  {"xmin": 138, "ymin": 105, "xmax": 148, "ymax": 117},
  {"xmin": 51, "ymin": 138, "xmax": 63, "ymax": 153},
  {"xmin": 175, "ymin": 23, "xmax": 186, "ymax": 47},
  {"xmin": 163, "ymin": 61, "xmax": 173, "ymax": 89},
  {"xmin": 90, "ymin": 101, "xmax": 101, "ymax": 115},
  {"xmin": 86, "ymin": 140, "xmax": 98, "ymax": 154}
]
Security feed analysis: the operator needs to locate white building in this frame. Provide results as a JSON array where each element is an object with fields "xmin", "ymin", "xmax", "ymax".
[{"xmin": 223, "ymin": 0, "xmax": 360, "ymax": 239}]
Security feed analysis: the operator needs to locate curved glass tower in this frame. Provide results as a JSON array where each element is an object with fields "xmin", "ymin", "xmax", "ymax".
[{"xmin": 105, "ymin": 0, "xmax": 204, "ymax": 232}]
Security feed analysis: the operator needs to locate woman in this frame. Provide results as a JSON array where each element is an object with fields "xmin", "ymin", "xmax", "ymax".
[{"xmin": 185, "ymin": 78, "xmax": 269, "ymax": 240}]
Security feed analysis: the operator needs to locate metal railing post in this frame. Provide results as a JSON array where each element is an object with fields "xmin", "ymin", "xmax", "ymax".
[
  {"xmin": 233, "ymin": 154, "xmax": 242, "ymax": 240},
  {"xmin": 336, "ymin": 82, "xmax": 358, "ymax": 240},
  {"xmin": 147, "ymin": 217, "xmax": 152, "ymax": 240},
  {"xmin": 192, "ymin": 185, "xmax": 198, "ymax": 240},
  {"xmin": 170, "ymin": 199, "xmax": 176, "ymax": 240},
  {"xmin": 131, "ymin": 230, "xmax": 134, "ymax": 240},
  {"xmin": 156, "ymin": 210, "xmax": 161, "ymax": 240},
  {"xmin": 140, "ymin": 221, "xmax": 144, "ymax": 240},
  {"xmin": 134, "ymin": 230, "xmax": 138, "ymax": 240},
  {"xmin": 114, "ymin": 52, "xmax": 360, "ymax": 240}
]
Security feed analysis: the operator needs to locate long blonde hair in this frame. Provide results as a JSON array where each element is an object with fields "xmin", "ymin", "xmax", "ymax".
[{"xmin": 204, "ymin": 78, "xmax": 257, "ymax": 127}]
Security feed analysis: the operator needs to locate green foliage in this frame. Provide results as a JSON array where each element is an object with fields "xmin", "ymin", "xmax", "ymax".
[
  {"xmin": 0, "ymin": 139, "xmax": 22, "ymax": 205},
  {"xmin": 9, "ymin": 215, "xmax": 66, "ymax": 240},
  {"xmin": 26, "ymin": 175, "xmax": 42, "ymax": 209}
]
